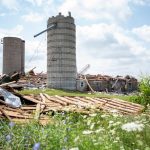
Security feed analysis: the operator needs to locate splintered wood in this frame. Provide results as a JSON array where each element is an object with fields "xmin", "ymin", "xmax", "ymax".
[{"xmin": 0, "ymin": 94, "xmax": 144, "ymax": 124}]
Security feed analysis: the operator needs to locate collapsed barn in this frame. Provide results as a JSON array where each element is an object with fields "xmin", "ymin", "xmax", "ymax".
[{"xmin": 77, "ymin": 74, "xmax": 138, "ymax": 93}]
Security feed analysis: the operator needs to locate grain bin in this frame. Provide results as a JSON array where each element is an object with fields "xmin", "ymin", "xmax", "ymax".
[
  {"xmin": 47, "ymin": 12, "xmax": 77, "ymax": 90},
  {"xmin": 3, "ymin": 37, "xmax": 25, "ymax": 75}
]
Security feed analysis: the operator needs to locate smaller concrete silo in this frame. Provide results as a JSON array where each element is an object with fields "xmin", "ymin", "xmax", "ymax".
[{"xmin": 3, "ymin": 37, "xmax": 25, "ymax": 75}]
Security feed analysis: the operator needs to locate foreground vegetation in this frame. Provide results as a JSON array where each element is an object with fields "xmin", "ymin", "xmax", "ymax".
[
  {"xmin": 0, "ymin": 76, "xmax": 149, "ymax": 149},
  {"xmin": 0, "ymin": 111, "xmax": 150, "ymax": 150}
]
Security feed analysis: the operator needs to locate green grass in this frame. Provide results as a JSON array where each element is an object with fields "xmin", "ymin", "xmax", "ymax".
[
  {"xmin": 19, "ymin": 88, "xmax": 135, "ymax": 102},
  {"xmin": 0, "ymin": 111, "xmax": 150, "ymax": 150}
]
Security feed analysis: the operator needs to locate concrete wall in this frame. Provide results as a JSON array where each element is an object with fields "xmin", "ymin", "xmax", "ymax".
[
  {"xmin": 3, "ymin": 37, "xmax": 25, "ymax": 75},
  {"xmin": 47, "ymin": 12, "xmax": 77, "ymax": 90},
  {"xmin": 76, "ymin": 79, "xmax": 87, "ymax": 92}
]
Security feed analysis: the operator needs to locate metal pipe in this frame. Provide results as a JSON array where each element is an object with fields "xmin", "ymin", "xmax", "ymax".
[{"xmin": 34, "ymin": 23, "xmax": 56, "ymax": 38}]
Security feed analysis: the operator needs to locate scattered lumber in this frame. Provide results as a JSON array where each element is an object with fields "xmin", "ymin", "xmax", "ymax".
[
  {"xmin": 0, "ymin": 81, "xmax": 16, "ymax": 87},
  {"xmin": 0, "ymin": 108, "xmax": 12, "ymax": 121},
  {"xmin": 0, "ymin": 92, "xmax": 145, "ymax": 124},
  {"xmin": 23, "ymin": 96, "xmax": 46, "ymax": 105},
  {"xmin": 39, "ymin": 93, "xmax": 46, "ymax": 113},
  {"xmin": 34, "ymin": 103, "xmax": 41, "ymax": 121}
]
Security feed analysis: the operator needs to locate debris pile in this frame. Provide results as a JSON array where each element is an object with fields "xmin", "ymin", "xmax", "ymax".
[
  {"xmin": 0, "ymin": 86, "xmax": 144, "ymax": 124},
  {"xmin": 77, "ymin": 74, "xmax": 138, "ymax": 93},
  {"xmin": 0, "ymin": 68, "xmax": 47, "ymax": 90}
]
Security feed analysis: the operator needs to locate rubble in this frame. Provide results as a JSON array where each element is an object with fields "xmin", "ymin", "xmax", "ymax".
[
  {"xmin": 0, "ymin": 68, "xmax": 47, "ymax": 90},
  {"xmin": 0, "ymin": 87, "xmax": 144, "ymax": 124},
  {"xmin": 77, "ymin": 74, "xmax": 138, "ymax": 93}
]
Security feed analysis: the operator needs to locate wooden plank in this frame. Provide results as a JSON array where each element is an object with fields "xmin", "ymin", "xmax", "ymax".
[
  {"xmin": 103, "ymin": 103, "xmax": 137, "ymax": 114},
  {"xmin": 112, "ymin": 98, "xmax": 144, "ymax": 108},
  {"xmin": 0, "ymin": 108, "xmax": 12, "ymax": 121},
  {"xmin": 95, "ymin": 98, "xmax": 142, "ymax": 112},
  {"xmin": 64, "ymin": 96, "xmax": 91, "ymax": 108},
  {"xmin": 84, "ymin": 75, "xmax": 95, "ymax": 93},
  {"xmin": 0, "ymin": 99, "xmax": 7, "ymax": 105},
  {"xmin": 44, "ymin": 94, "xmax": 67, "ymax": 106},
  {"xmin": 85, "ymin": 97, "xmax": 136, "ymax": 114},
  {"xmin": 0, "ymin": 81, "xmax": 16, "ymax": 87},
  {"xmin": 2, "ymin": 106, "xmax": 24, "ymax": 114},
  {"xmin": 39, "ymin": 93, "xmax": 46, "ymax": 113},
  {"xmin": 74, "ymin": 96, "xmax": 95, "ymax": 104},
  {"xmin": 21, "ymin": 106, "xmax": 36, "ymax": 110},
  {"xmin": 102, "ymin": 97, "xmax": 143, "ymax": 109},
  {"xmin": 85, "ymin": 97, "xmax": 106, "ymax": 105},
  {"xmin": 55, "ymin": 95, "xmax": 79, "ymax": 106},
  {"xmin": 1, "ymin": 109, "xmax": 32, "ymax": 118},
  {"xmin": 23, "ymin": 96, "xmax": 46, "ymax": 105},
  {"xmin": 34, "ymin": 103, "xmax": 41, "ymax": 121}
]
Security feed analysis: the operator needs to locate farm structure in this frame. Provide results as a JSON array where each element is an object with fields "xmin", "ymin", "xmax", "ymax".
[
  {"xmin": 2, "ymin": 37, "xmax": 25, "ymax": 75},
  {"xmin": 77, "ymin": 74, "xmax": 138, "ymax": 93}
]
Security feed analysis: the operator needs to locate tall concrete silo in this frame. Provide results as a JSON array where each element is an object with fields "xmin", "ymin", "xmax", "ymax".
[
  {"xmin": 47, "ymin": 12, "xmax": 77, "ymax": 90},
  {"xmin": 3, "ymin": 37, "xmax": 25, "ymax": 75}
]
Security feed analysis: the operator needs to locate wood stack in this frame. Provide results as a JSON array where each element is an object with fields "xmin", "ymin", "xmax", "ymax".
[{"xmin": 0, "ymin": 92, "xmax": 144, "ymax": 124}]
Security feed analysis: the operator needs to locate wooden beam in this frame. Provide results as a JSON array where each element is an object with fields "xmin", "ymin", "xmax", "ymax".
[
  {"xmin": 34, "ymin": 103, "xmax": 41, "ymax": 121},
  {"xmin": 23, "ymin": 96, "xmax": 46, "ymax": 105},
  {"xmin": 44, "ymin": 94, "xmax": 67, "ymax": 106},
  {"xmin": 39, "ymin": 93, "xmax": 46, "ymax": 113},
  {"xmin": 0, "ymin": 108, "xmax": 12, "ymax": 121},
  {"xmin": 0, "ymin": 81, "xmax": 16, "ymax": 87}
]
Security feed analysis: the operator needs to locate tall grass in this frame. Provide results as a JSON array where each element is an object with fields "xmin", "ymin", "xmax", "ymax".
[
  {"xmin": 0, "ymin": 112, "xmax": 150, "ymax": 150},
  {"xmin": 130, "ymin": 76, "xmax": 150, "ymax": 107},
  {"xmin": 139, "ymin": 76, "xmax": 150, "ymax": 106}
]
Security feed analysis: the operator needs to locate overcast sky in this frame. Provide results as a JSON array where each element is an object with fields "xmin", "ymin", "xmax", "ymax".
[{"xmin": 0, "ymin": 0, "xmax": 150, "ymax": 77}]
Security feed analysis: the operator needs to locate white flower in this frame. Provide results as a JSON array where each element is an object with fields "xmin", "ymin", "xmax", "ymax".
[
  {"xmin": 90, "ymin": 123, "xmax": 95, "ymax": 130},
  {"xmin": 109, "ymin": 129, "xmax": 116, "ymax": 135},
  {"xmin": 89, "ymin": 113, "xmax": 97, "ymax": 117},
  {"xmin": 82, "ymin": 115, "xmax": 87, "ymax": 119},
  {"xmin": 115, "ymin": 122, "xmax": 122, "ymax": 126},
  {"xmin": 74, "ymin": 136, "xmax": 79, "ymax": 142},
  {"xmin": 109, "ymin": 121, "xmax": 114, "ymax": 124},
  {"xmin": 116, "ymin": 137, "xmax": 120, "ymax": 141},
  {"xmin": 82, "ymin": 130, "xmax": 93, "ymax": 135},
  {"xmin": 87, "ymin": 120, "xmax": 91, "ymax": 126},
  {"xmin": 120, "ymin": 145, "xmax": 125, "ymax": 150},
  {"xmin": 101, "ymin": 114, "xmax": 109, "ymax": 118},
  {"xmin": 121, "ymin": 122, "xmax": 144, "ymax": 132},
  {"xmin": 69, "ymin": 147, "xmax": 79, "ymax": 150},
  {"xmin": 95, "ymin": 128, "xmax": 105, "ymax": 133}
]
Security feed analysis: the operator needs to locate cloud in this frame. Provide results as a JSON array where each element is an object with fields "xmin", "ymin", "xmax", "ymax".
[
  {"xmin": 131, "ymin": 0, "xmax": 150, "ymax": 5},
  {"xmin": 25, "ymin": 39, "xmax": 47, "ymax": 72},
  {"xmin": 76, "ymin": 23, "xmax": 150, "ymax": 76},
  {"xmin": 132, "ymin": 25, "xmax": 150, "ymax": 42},
  {"xmin": 25, "ymin": 0, "xmax": 53, "ymax": 6},
  {"xmin": 0, "ymin": 13, "xmax": 6, "ymax": 17},
  {"xmin": 58, "ymin": 0, "xmax": 132, "ymax": 22},
  {"xmin": 0, "ymin": 0, "xmax": 19, "ymax": 11},
  {"xmin": 22, "ymin": 12, "xmax": 44, "ymax": 22},
  {"xmin": 0, "ymin": 25, "xmax": 24, "ymax": 40}
]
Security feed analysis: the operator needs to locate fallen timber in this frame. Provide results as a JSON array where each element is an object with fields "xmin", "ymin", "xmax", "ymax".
[{"xmin": 0, "ymin": 92, "xmax": 145, "ymax": 125}]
